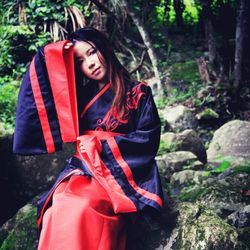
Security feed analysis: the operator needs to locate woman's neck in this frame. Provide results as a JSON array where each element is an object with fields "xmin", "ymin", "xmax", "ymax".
[{"xmin": 98, "ymin": 82, "xmax": 105, "ymax": 90}]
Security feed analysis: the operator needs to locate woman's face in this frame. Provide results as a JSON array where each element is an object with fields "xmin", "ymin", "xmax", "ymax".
[{"xmin": 74, "ymin": 41, "xmax": 107, "ymax": 82}]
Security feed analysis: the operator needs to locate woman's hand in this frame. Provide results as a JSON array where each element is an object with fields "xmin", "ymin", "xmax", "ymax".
[{"xmin": 77, "ymin": 137, "xmax": 86, "ymax": 153}]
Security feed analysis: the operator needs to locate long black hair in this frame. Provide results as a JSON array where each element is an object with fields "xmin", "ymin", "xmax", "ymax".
[{"xmin": 69, "ymin": 27, "xmax": 130, "ymax": 118}]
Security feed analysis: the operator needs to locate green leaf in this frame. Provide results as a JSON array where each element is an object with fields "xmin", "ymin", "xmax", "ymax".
[{"xmin": 211, "ymin": 160, "xmax": 231, "ymax": 173}]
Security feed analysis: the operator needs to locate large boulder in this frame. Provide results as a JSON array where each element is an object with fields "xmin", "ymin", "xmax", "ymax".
[
  {"xmin": 160, "ymin": 129, "xmax": 207, "ymax": 163},
  {"xmin": 162, "ymin": 105, "xmax": 198, "ymax": 132},
  {"xmin": 207, "ymin": 120, "xmax": 250, "ymax": 161},
  {"xmin": 0, "ymin": 135, "xmax": 75, "ymax": 225}
]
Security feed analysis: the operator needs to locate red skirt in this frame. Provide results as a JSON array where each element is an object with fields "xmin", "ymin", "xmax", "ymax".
[{"xmin": 38, "ymin": 175, "xmax": 127, "ymax": 250}]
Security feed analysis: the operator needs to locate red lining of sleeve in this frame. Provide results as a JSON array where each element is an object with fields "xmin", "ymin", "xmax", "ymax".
[{"xmin": 44, "ymin": 41, "xmax": 78, "ymax": 142}]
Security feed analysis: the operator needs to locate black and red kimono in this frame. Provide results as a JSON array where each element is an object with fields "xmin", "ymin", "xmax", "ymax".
[{"xmin": 13, "ymin": 41, "xmax": 163, "ymax": 249}]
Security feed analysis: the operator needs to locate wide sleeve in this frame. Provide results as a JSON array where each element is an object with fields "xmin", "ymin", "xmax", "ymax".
[
  {"xmin": 101, "ymin": 85, "xmax": 163, "ymax": 212},
  {"xmin": 13, "ymin": 40, "xmax": 78, "ymax": 155}
]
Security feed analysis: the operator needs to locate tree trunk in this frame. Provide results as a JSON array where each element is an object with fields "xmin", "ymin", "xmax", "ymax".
[
  {"xmin": 234, "ymin": 0, "xmax": 248, "ymax": 90},
  {"xmin": 173, "ymin": 0, "xmax": 184, "ymax": 27},
  {"xmin": 200, "ymin": 0, "xmax": 217, "ymax": 65},
  {"xmin": 121, "ymin": 0, "xmax": 163, "ymax": 96}
]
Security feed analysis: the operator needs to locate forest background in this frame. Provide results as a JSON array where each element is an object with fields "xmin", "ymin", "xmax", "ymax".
[
  {"xmin": 0, "ymin": 0, "xmax": 250, "ymax": 249},
  {"xmin": 0, "ymin": 0, "xmax": 250, "ymax": 133}
]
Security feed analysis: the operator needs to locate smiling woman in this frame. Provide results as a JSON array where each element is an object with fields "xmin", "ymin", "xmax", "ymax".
[{"xmin": 13, "ymin": 27, "xmax": 163, "ymax": 250}]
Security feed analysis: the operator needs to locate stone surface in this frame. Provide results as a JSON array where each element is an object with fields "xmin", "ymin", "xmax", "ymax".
[
  {"xmin": 161, "ymin": 132, "xmax": 176, "ymax": 146},
  {"xmin": 160, "ymin": 151, "xmax": 198, "ymax": 174},
  {"xmin": 227, "ymin": 205, "xmax": 250, "ymax": 228},
  {"xmin": 162, "ymin": 105, "xmax": 198, "ymax": 132},
  {"xmin": 207, "ymin": 120, "xmax": 250, "ymax": 161},
  {"xmin": 0, "ymin": 135, "xmax": 75, "ymax": 225},
  {"xmin": 160, "ymin": 130, "xmax": 207, "ymax": 164},
  {"xmin": 176, "ymin": 129, "xmax": 207, "ymax": 163},
  {"xmin": 171, "ymin": 202, "xmax": 247, "ymax": 250},
  {"xmin": 0, "ymin": 202, "xmax": 38, "ymax": 250},
  {"xmin": 171, "ymin": 170, "xmax": 207, "ymax": 186}
]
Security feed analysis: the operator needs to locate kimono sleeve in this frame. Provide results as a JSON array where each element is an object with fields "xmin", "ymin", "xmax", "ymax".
[
  {"xmin": 13, "ymin": 41, "xmax": 78, "ymax": 155},
  {"xmin": 101, "ymin": 86, "xmax": 163, "ymax": 212}
]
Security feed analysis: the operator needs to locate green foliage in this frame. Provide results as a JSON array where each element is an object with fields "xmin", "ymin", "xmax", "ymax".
[
  {"xmin": 211, "ymin": 160, "xmax": 231, "ymax": 173},
  {"xmin": 178, "ymin": 184, "xmax": 206, "ymax": 201},
  {"xmin": 158, "ymin": 139, "xmax": 178, "ymax": 155},
  {"xmin": 155, "ymin": 0, "xmax": 201, "ymax": 25},
  {"xmin": 0, "ymin": 25, "xmax": 51, "ymax": 77},
  {"xmin": 170, "ymin": 60, "xmax": 200, "ymax": 82},
  {"xmin": 167, "ymin": 81, "xmax": 202, "ymax": 105},
  {"xmin": 234, "ymin": 163, "xmax": 250, "ymax": 174},
  {"xmin": 183, "ymin": 0, "xmax": 201, "ymax": 24},
  {"xmin": 156, "ymin": 96, "xmax": 168, "ymax": 109},
  {"xmin": 0, "ymin": 80, "xmax": 19, "ymax": 129}
]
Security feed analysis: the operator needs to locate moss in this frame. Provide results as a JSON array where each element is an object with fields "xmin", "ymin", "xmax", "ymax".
[
  {"xmin": 178, "ymin": 185, "xmax": 206, "ymax": 202},
  {"xmin": 0, "ymin": 206, "xmax": 38, "ymax": 250},
  {"xmin": 158, "ymin": 139, "xmax": 178, "ymax": 155},
  {"xmin": 196, "ymin": 108, "xmax": 219, "ymax": 120},
  {"xmin": 176, "ymin": 203, "xmax": 247, "ymax": 250}
]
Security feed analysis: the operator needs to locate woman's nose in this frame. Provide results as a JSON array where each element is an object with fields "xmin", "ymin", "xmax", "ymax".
[{"xmin": 86, "ymin": 58, "xmax": 95, "ymax": 69}]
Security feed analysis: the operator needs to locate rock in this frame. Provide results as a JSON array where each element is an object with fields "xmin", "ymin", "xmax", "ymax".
[
  {"xmin": 171, "ymin": 170, "xmax": 207, "ymax": 186},
  {"xmin": 15, "ymin": 142, "xmax": 75, "ymax": 196},
  {"xmin": 178, "ymin": 171, "xmax": 250, "ymax": 219},
  {"xmin": 0, "ymin": 202, "xmax": 38, "ymax": 249},
  {"xmin": 162, "ymin": 105, "xmax": 198, "ymax": 132},
  {"xmin": 161, "ymin": 132, "xmax": 176, "ymax": 146},
  {"xmin": 161, "ymin": 151, "xmax": 198, "ymax": 174},
  {"xmin": 0, "ymin": 135, "xmax": 75, "ymax": 225},
  {"xmin": 227, "ymin": 205, "xmax": 250, "ymax": 228},
  {"xmin": 160, "ymin": 130, "xmax": 207, "ymax": 164},
  {"xmin": 171, "ymin": 202, "xmax": 247, "ymax": 250},
  {"xmin": 189, "ymin": 160, "xmax": 205, "ymax": 170},
  {"xmin": 207, "ymin": 120, "xmax": 250, "ymax": 161},
  {"xmin": 176, "ymin": 129, "xmax": 207, "ymax": 163},
  {"xmin": 159, "ymin": 133, "xmax": 178, "ymax": 155}
]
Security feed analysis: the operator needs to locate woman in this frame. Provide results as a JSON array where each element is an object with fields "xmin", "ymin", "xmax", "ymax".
[{"xmin": 14, "ymin": 27, "xmax": 163, "ymax": 249}]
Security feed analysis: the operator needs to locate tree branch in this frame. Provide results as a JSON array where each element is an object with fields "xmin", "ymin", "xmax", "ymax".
[{"xmin": 130, "ymin": 49, "xmax": 147, "ymax": 74}]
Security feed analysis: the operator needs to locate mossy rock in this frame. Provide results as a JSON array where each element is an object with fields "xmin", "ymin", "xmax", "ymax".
[
  {"xmin": 0, "ymin": 204, "xmax": 38, "ymax": 250},
  {"xmin": 172, "ymin": 202, "xmax": 248, "ymax": 250}
]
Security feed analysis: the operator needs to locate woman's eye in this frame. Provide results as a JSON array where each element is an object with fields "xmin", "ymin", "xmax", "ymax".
[
  {"xmin": 77, "ymin": 59, "xmax": 84, "ymax": 64},
  {"xmin": 89, "ymin": 49, "xmax": 96, "ymax": 56}
]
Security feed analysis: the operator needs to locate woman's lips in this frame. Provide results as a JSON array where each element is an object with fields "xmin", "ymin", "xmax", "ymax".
[{"xmin": 92, "ymin": 67, "xmax": 101, "ymax": 75}]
